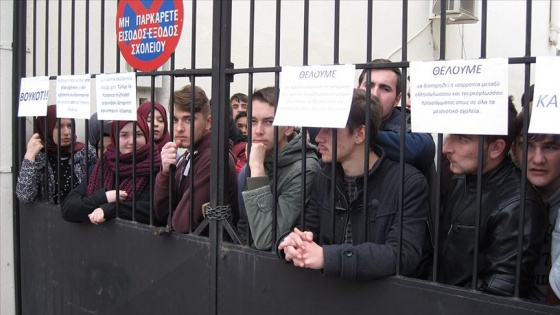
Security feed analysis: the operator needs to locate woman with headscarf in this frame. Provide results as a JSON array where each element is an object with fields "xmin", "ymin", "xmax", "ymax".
[
  {"xmin": 61, "ymin": 114, "xmax": 165, "ymax": 226},
  {"xmin": 16, "ymin": 105, "xmax": 97, "ymax": 204},
  {"xmin": 137, "ymin": 101, "xmax": 170, "ymax": 153}
]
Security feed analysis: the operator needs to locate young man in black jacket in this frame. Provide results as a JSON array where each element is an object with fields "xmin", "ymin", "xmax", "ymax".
[
  {"xmin": 437, "ymin": 100, "xmax": 546, "ymax": 298},
  {"xmin": 512, "ymin": 107, "xmax": 560, "ymax": 302},
  {"xmin": 276, "ymin": 89, "xmax": 429, "ymax": 280}
]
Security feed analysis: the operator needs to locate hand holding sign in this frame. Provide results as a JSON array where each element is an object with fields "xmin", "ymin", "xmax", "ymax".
[{"xmin": 24, "ymin": 133, "xmax": 44, "ymax": 162}]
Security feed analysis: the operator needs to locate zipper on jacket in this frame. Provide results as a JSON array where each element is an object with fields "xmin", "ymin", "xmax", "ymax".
[
  {"xmin": 342, "ymin": 210, "xmax": 350, "ymax": 244},
  {"xmin": 448, "ymin": 223, "xmax": 475, "ymax": 235},
  {"xmin": 454, "ymin": 223, "xmax": 475, "ymax": 231},
  {"xmin": 335, "ymin": 184, "xmax": 351, "ymax": 244}
]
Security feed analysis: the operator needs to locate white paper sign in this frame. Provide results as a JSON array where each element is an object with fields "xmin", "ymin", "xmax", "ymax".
[
  {"xmin": 18, "ymin": 76, "xmax": 50, "ymax": 117},
  {"xmin": 529, "ymin": 56, "xmax": 560, "ymax": 134},
  {"xmin": 410, "ymin": 58, "xmax": 509, "ymax": 135},
  {"xmin": 95, "ymin": 72, "xmax": 137, "ymax": 121},
  {"xmin": 56, "ymin": 74, "xmax": 91, "ymax": 119},
  {"xmin": 274, "ymin": 64, "xmax": 355, "ymax": 128}
]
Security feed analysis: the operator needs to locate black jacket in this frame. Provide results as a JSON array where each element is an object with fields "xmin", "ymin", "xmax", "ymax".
[
  {"xmin": 278, "ymin": 146, "xmax": 429, "ymax": 280},
  {"xmin": 437, "ymin": 159, "xmax": 547, "ymax": 298},
  {"xmin": 61, "ymin": 178, "xmax": 165, "ymax": 226}
]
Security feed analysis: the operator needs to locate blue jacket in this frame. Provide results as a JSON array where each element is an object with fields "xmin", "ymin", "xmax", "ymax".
[{"xmin": 377, "ymin": 108, "xmax": 435, "ymax": 173}]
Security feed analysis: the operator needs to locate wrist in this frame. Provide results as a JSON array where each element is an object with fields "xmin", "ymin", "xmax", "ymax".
[
  {"xmin": 249, "ymin": 165, "xmax": 265, "ymax": 177},
  {"xmin": 24, "ymin": 153, "xmax": 36, "ymax": 161},
  {"xmin": 161, "ymin": 165, "xmax": 170, "ymax": 175}
]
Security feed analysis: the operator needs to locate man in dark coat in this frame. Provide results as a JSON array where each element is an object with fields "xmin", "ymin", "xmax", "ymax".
[
  {"xmin": 437, "ymin": 100, "xmax": 546, "ymax": 298},
  {"xmin": 276, "ymin": 89, "xmax": 428, "ymax": 280}
]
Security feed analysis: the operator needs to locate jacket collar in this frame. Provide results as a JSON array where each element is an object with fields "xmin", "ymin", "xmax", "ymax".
[
  {"xmin": 463, "ymin": 156, "xmax": 514, "ymax": 189},
  {"xmin": 323, "ymin": 144, "xmax": 386, "ymax": 185},
  {"xmin": 190, "ymin": 132, "xmax": 211, "ymax": 155}
]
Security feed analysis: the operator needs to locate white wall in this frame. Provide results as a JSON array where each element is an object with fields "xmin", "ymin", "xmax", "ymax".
[
  {"xmin": 436, "ymin": 0, "xmax": 558, "ymax": 108},
  {"xmin": 0, "ymin": 0, "xmax": 15, "ymax": 314}
]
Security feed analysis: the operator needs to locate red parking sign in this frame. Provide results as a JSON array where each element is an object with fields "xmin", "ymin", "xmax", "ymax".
[{"xmin": 116, "ymin": 0, "xmax": 184, "ymax": 72}]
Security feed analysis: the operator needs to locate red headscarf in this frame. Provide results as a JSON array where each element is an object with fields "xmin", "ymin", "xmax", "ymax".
[
  {"xmin": 87, "ymin": 114, "xmax": 161, "ymax": 201},
  {"xmin": 35, "ymin": 105, "xmax": 85, "ymax": 156},
  {"xmin": 137, "ymin": 101, "xmax": 170, "ymax": 152}
]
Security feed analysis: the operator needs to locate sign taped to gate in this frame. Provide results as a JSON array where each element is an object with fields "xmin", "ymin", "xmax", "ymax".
[
  {"xmin": 410, "ymin": 58, "xmax": 509, "ymax": 135},
  {"xmin": 274, "ymin": 64, "xmax": 355, "ymax": 128},
  {"xmin": 56, "ymin": 74, "xmax": 92, "ymax": 119},
  {"xmin": 95, "ymin": 73, "xmax": 137, "ymax": 121},
  {"xmin": 18, "ymin": 76, "xmax": 50, "ymax": 117},
  {"xmin": 116, "ymin": 0, "xmax": 184, "ymax": 72},
  {"xmin": 529, "ymin": 56, "xmax": 560, "ymax": 134}
]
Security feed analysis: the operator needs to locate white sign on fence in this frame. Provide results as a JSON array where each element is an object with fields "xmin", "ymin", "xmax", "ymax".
[
  {"xmin": 18, "ymin": 76, "xmax": 50, "ymax": 117},
  {"xmin": 410, "ymin": 58, "xmax": 509, "ymax": 135},
  {"xmin": 56, "ymin": 74, "xmax": 92, "ymax": 119},
  {"xmin": 529, "ymin": 56, "xmax": 560, "ymax": 134},
  {"xmin": 274, "ymin": 64, "xmax": 355, "ymax": 128},
  {"xmin": 95, "ymin": 72, "xmax": 137, "ymax": 121}
]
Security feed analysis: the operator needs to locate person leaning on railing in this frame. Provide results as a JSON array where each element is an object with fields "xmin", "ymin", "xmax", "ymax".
[
  {"xmin": 16, "ymin": 104, "xmax": 97, "ymax": 204},
  {"xmin": 153, "ymin": 85, "xmax": 239, "ymax": 233},
  {"xmin": 61, "ymin": 114, "xmax": 165, "ymax": 226},
  {"xmin": 511, "ymin": 103, "xmax": 560, "ymax": 303},
  {"xmin": 237, "ymin": 87, "xmax": 321, "ymax": 250},
  {"xmin": 433, "ymin": 98, "xmax": 546, "ymax": 298},
  {"xmin": 276, "ymin": 89, "xmax": 428, "ymax": 280}
]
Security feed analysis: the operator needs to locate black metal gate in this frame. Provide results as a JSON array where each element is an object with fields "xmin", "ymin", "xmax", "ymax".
[{"xmin": 11, "ymin": 1, "xmax": 560, "ymax": 314}]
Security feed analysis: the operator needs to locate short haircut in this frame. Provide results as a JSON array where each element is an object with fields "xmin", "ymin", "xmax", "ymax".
[
  {"xmin": 358, "ymin": 59, "xmax": 402, "ymax": 96},
  {"xmin": 235, "ymin": 111, "xmax": 247, "ymax": 122},
  {"xmin": 230, "ymin": 93, "xmax": 248, "ymax": 104},
  {"xmin": 485, "ymin": 95, "xmax": 518, "ymax": 157},
  {"xmin": 347, "ymin": 89, "xmax": 382, "ymax": 149},
  {"xmin": 174, "ymin": 85, "xmax": 210, "ymax": 117},
  {"xmin": 252, "ymin": 87, "xmax": 276, "ymax": 107}
]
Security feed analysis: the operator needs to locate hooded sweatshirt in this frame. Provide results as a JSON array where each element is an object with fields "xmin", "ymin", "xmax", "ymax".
[{"xmin": 240, "ymin": 133, "xmax": 321, "ymax": 250}]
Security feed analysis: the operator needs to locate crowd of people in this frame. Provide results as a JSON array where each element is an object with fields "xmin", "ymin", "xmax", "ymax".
[{"xmin": 15, "ymin": 60, "xmax": 560, "ymax": 305}]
